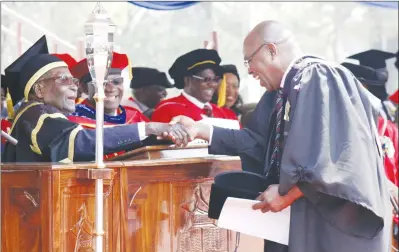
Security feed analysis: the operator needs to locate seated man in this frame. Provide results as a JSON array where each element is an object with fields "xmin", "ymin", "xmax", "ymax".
[
  {"xmin": 69, "ymin": 52, "xmax": 149, "ymax": 127},
  {"xmin": 52, "ymin": 53, "xmax": 84, "ymax": 104},
  {"xmin": 2, "ymin": 37, "xmax": 189, "ymax": 163},
  {"xmin": 151, "ymin": 49, "xmax": 228, "ymax": 122},
  {"xmin": 122, "ymin": 67, "xmax": 173, "ymax": 119}
]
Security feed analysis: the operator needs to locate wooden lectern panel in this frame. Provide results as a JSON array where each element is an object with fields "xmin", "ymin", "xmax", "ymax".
[
  {"xmin": 1, "ymin": 170, "xmax": 41, "ymax": 252},
  {"xmin": 1, "ymin": 145, "xmax": 264, "ymax": 252},
  {"xmin": 120, "ymin": 162, "xmax": 239, "ymax": 252},
  {"xmin": 1, "ymin": 167, "xmax": 116, "ymax": 252}
]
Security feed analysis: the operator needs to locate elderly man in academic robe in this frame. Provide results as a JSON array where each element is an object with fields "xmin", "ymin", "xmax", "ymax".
[
  {"xmin": 2, "ymin": 36, "xmax": 190, "ymax": 163},
  {"xmin": 170, "ymin": 20, "xmax": 392, "ymax": 252}
]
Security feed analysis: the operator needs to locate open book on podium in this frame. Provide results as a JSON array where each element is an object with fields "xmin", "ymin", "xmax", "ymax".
[{"xmin": 217, "ymin": 197, "xmax": 291, "ymax": 245}]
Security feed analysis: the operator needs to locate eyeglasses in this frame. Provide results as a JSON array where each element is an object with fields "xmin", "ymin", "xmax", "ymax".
[
  {"xmin": 192, "ymin": 75, "xmax": 222, "ymax": 84},
  {"xmin": 88, "ymin": 77, "xmax": 124, "ymax": 86},
  {"xmin": 40, "ymin": 75, "xmax": 79, "ymax": 86},
  {"xmin": 105, "ymin": 77, "xmax": 124, "ymax": 86},
  {"xmin": 244, "ymin": 42, "xmax": 282, "ymax": 68}
]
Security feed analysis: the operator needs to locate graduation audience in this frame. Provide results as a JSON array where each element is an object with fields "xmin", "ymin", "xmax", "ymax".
[{"xmin": 1, "ymin": 36, "xmax": 190, "ymax": 162}]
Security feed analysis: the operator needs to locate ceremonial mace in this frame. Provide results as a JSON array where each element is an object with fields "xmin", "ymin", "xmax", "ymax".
[
  {"xmin": 84, "ymin": 3, "xmax": 115, "ymax": 251},
  {"xmin": 1, "ymin": 130, "xmax": 17, "ymax": 145}
]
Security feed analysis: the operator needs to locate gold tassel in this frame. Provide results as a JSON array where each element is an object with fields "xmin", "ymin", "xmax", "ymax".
[
  {"xmin": 6, "ymin": 88, "xmax": 15, "ymax": 120},
  {"xmin": 217, "ymin": 74, "xmax": 227, "ymax": 108},
  {"xmin": 128, "ymin": 57, "xmax": 133, "ymax": 80}
]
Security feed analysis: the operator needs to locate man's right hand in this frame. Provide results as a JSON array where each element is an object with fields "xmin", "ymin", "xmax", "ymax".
[
  {"xmin": 168, "ymin": 115, "xmax": 211, "ymax": 142},
  {"xmin": 145, "ymin": 122, "xmax": 192, "ymax": 147}
]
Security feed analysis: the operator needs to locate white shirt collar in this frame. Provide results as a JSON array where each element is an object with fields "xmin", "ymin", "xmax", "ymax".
[{"xmin": 182, "ymin": 90, "xmax": 211, "ymax": 110}]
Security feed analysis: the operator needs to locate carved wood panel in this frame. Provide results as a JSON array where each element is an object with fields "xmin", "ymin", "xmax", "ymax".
[
  {"xmin": 12, "ymin": 188, "xmax": 41, "ymax": 251},
  {"xmin": 1, "ymin": 171, "xmax": 42, "ymax": 252},
  {"xmin": 123, "ymin": 178, "xmax": 233, "ymax": 252},
  {"xmin": 61, "ymin": 179, "xmax": 114, "ymax": 252},
  {"xmin": 173, "ymin": 182, "xmax": 232, "ymax": 252},
  {"xmin": 125, "ymin": 181, "xmax": 171, "ymax": 252}
]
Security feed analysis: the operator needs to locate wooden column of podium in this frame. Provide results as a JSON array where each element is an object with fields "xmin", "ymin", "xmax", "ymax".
[{"xmin": 1, "ymin": 145, "xmax": 264, "ymax": 252}]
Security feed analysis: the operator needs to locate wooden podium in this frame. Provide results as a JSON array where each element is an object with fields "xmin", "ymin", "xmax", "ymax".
[{"xmin": 1, "ymin": 145, "xmax": 264, "ymax": 252}]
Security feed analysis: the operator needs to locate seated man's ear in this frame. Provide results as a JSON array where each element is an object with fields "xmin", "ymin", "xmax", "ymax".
[{"xmin": 33, "ymin": 82, "xmax": 45, "ymax": 99}]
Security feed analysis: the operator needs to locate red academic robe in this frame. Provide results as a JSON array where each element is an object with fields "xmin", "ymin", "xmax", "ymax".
[
  {"xmin": 378, "ymin": 116, "xmax": 399, "ymax": 226},
  {"xmin": 67, "ymin": 99, "xmax": 149, "ymax": 159},
  {"xmin": 378, "ymin": 116, "xmax": 399, "ymax": 186},
  {"xmin": 121, "ymin": 97, "xmax": 144, "ymax": 113},
  {"xmin": 220, "ymin": 107, "xmax": 238, "ymax": 120},
  {"xmin": 1, "ymin": 118, "xmax": 12, "ymax": 145},
  {"xmin": 389, "ymin": 90, "xmax": 398, "ymax": 104},
  {"xmin": 151, "ymin": 94, "xmax": 228, "ymax": 123}
]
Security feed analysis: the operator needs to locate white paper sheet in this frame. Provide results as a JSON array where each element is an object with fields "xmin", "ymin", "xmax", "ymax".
[{"xmin": 217, "ymin": 197, "xmax": 290, "ymax": 245}]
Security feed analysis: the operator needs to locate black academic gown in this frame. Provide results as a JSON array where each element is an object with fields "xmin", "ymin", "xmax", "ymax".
[
  {"xmin": 2, "ymin": 101, "xmax": 143, "ymax": 163},
  {"xmin": 209, "ymin": 56, "xmax": 391, "ymax": 252}
]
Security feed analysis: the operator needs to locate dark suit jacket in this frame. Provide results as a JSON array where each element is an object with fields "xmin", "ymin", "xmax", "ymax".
[
  {"xmin": 209, "ymin": 90, "xmax": 277, "ymax": 174},
  {"xmin": 2, "ymin": 101, "xmax": 142, "ymax": 162}
]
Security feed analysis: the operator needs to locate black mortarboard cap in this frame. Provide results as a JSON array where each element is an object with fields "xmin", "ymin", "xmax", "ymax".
[
  {"xmin": 341, "ymin": 62, "xmax": 387, "ymax": 86},
  {"xmin": 208, "ymin": 171, "xmax": 273, "ymax": 220},
  {"xmin": 169, "ymin": 49, "xmax": 224, "ymax": 89},
  {"xmin": 348, "ymin": 49, "xmax": 395, "ymax": 70},
  {"xmin": 341, "ymin": 62, "xmax": 388, "ymax": 100},
  {"xmin": 14, "ymin": 54, "xmax": 67, "ymax": 104},
  {"xmin": 130, "ymin": 67, "xmax": 173, "ymax": 89},
  {"xmin": 221, "ymin": 64, "xmax": 240, "ymax": 81},
  {"xmin": 4, "ymin": 35, "xmax": 53, "ymax": 104}
]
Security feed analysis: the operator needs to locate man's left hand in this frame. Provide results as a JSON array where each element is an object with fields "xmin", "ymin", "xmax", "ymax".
[{"xmin": 252, "ymin": 184, "xmax": 293, "ymax": 213}]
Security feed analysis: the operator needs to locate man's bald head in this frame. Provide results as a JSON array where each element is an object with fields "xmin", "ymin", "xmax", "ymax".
[
  {"xmin": 245, "ymin": 20, "xmax": 293, "ymax": 46},
  {"xmin": 243, "ymin": 20, "xmax": 302, "ymax": 91}
]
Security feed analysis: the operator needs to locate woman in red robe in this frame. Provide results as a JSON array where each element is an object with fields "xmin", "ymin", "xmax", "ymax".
[{"xmin": 211, "ymin": 64, "xmax": 243, "ymax": 122}]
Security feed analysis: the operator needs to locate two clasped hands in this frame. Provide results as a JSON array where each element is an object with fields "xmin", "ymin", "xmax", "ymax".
[
  {"xmin": 157, "ymin": 115, "xmax": 201, "ymax": 147},
  {"xmin": 155, "ymin": 115, "xmax": 304, "ymax": 213}
]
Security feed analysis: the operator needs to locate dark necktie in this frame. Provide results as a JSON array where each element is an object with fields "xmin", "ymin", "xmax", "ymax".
[
  {"xmin": 203, "ymin": 105, "xmax": 213, "ymax": 117},
  {"xmin": 266, "ymin": 88, "xmax": 285, "ymax": 179}
]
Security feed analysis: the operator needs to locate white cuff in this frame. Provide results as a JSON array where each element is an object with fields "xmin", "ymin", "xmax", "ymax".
[
  {"xmin": 138, "ymin": 122, "xmax": 147, "ymax": 140},
  {"xmin": 208, "ymin": 126, "xmax": 214, "ymax": 146}
]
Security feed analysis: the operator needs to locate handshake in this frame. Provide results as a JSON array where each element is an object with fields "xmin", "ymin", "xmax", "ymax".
[{"xmin": 145, "ymin": 116, "xmax": 210, "ymax": 147}]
